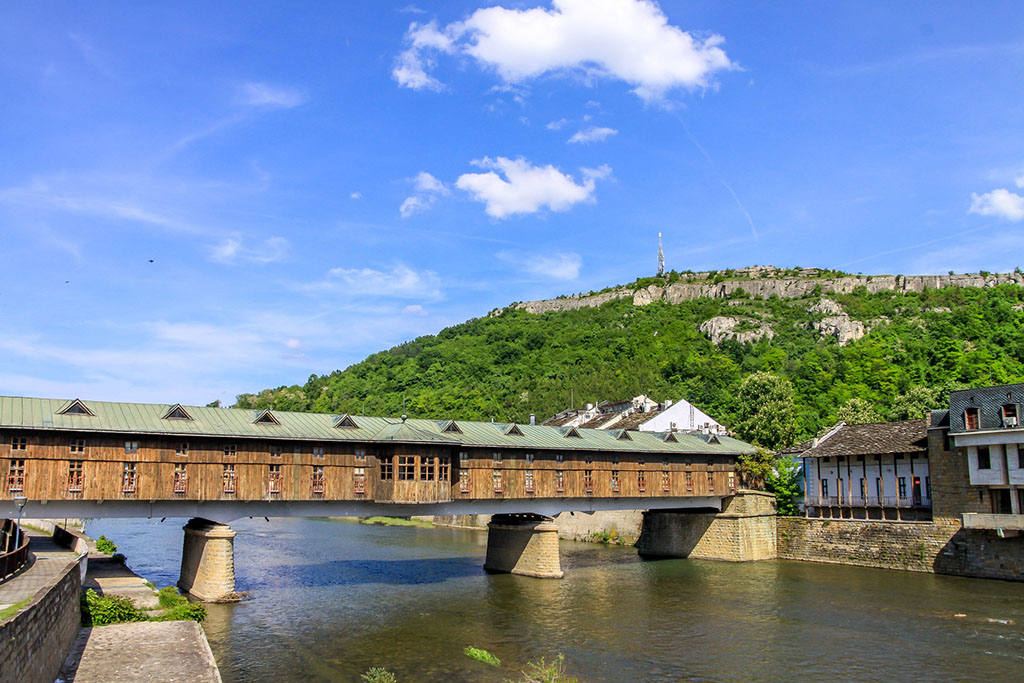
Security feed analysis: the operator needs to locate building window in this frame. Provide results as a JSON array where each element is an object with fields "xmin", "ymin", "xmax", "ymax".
[
  {"xmin": 312, "ymin": 466, "xmax": 325, "ymax": 496},
  {"xmin": 439, "ymin": 457, "xmax": 450, "ymax": 482},
  {"xmin": 125, "ymin": 441, "xmax": 139, "ymax": 454},
  {"xmin": 728, "ymin": 472, "xmax": 736, "ymax": 490},
  {"xmin": 354, "ymin": 467, "xmax": 366, "ymax": 495},
  {"xmin": 925, "ymin": 476, "xmax": 931, "ymax": 499},
  {"xmin": 223, "ymin": 464, "xmax": 236, "ymax": 494},
  {"xmin": 224, "ymin": 444, "xmax": 236, "ymax": 458},
  {"xmin": 1003, "ymin": 404, "xmax": 1019, "ymax": 427},
  {"xmin": 68, "ymin": 460, "xmax": 84, "ymax": 493},
  {"xmin": 380, "ymin": 457, "xmax": 393, "ymax": 481},
  {"xmin": 420, "ymin": 457, "xmax": 434, "ymax": 481},
  {"xmin": 459, "ymin": 450, "xmax": 469, "ymax": 463},
  {"xmin": 70, "ymin": 438, "xmax": 86, "ymax": 454},
  {"xmin": 7, "ymin": 459, "xmax": 25, "ymax": 492},
  {"xmin": 977, "ymin": 446, "xmax": 991, "ymax": 470},
  {"xmin": 707, "ymin": 471, "xmax": 714, "ymax": 491},
  {"xmin": 176, "ymin": 442, "xmax": 189, "ymax": 457},
  {"xmin": 122, "ymin": 462, "xmax": 137, "ymax": 494},
  {"xmin": 525, "ymin": 452, "xmax": 535, "ymax": 464},
  {"xmin": 685, "ymin": 471, "xmax": 693, "ymax": 491},
  {"xmin": 638, "ymin": 470, "xmax": 646, "ymax": 492},
  {"xmin": 611, "ymin": 470, "xmax": 620, "ymax": 493},
  {"xmin": 555, "ymin": 470, "xmax": 565, "ymax": 493},
  {"xmin": 875, "ymin": 478, "xmax": 882, "ymax": 498},
  {"xmin": 898, "ymin": 477, "xmax": 907, "ymax": 498},
  {"xmin": 355, "ymin": 447, "xmax": 367, "ymax": 462},
  {"xmin": 525, "ymin": 469, "xmax": 535, "ymax": 493},
  {"xmin": 493, "ymin": 469, "xmax": 502, "ymax": 493},
  {"xmin": 965, "ymin": 407, "xmax": 980, "ymax": 431},
  {"xmin": 584, "ymin": 470, "xmax": 594, "ymax": 494},
  {"xmin": 459, "ymin": 468, "xmax": 470, "ymax": 493},
  {"xmin": 268, "ymin": 464, "xmax": 282, "ymax": 494},
  {"xmin": 11, "ymin": 436, "xmax": 27, "ymax": 451},
  {"xmin": 398, "ymin": 456, "xmax": 415, "ymax": 481},
  {"xmin": 493, "ymin": 451, "xmax": 502, "ymax": 464},
  {"xmin": 313, "ymin": 446, "xmax": 325, "ymax": 459},
  {"xmin": 269, "ymin": 445, "xmax": 281, "ymax": 458},
  {"xmin": 555, "ymin": 453, "xmax": 564, "ymax": 463},
  {"xmin": 821, "ymin": 479, "xmax": 829, "ymax": 497},
  {"xmin": 173, "ymin": 464, "xmax": 187, "ymax": 494},
  {"xmin": 859, "ymin": 478, "xmax": 866, "ymax": 499},
  {"xmin": 943, "ymin": 433, "xmax": 952, "ymax": 452}
]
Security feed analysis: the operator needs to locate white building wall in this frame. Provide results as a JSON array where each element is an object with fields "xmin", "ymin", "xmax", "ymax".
[
  {"xmin": 804, "ymin": 454, "xmax": 931, "ymax": 507},
  {"xmin": 640, "ymin": 399, "xmax": 725, "ymax": 434},
  {"xmin": 967, "ymin": 445, "xmax": 1008, "ymax": 486}
]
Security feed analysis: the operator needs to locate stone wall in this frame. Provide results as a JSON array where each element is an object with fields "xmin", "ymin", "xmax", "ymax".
[
  {"xmin": 0, "ymin": 558, "xmax": 82, "ymax": 683},
  {"xmin": 483, "ymin": 516, "xmax": 563, "ymax": 578},
  {"xmin": 777, "ymin": 517, "xmax": 1024, "ymax": 580},
  {"xmin": 636, "ymin": 490, "xmax": 777, "ymax": 561},
  {"xmin": 178, "ymin": 519, "xmax": 237, "ymax": 602}
]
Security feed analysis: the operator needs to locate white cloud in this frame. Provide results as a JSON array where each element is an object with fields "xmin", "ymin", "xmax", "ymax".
[
  {"xmin": 1016, "ymin": 176, "xmax": 1024, "ymax": 188},
  {"xmin": 350, "ymin": 192, "xmax": 362, "ymax": 199},
  {"xmin": 400, "ymin": 171, "xmax": 449, "ymax": 217},
  {"xmin": 393, "ymin": 0, "xmax": 734, "ymax": 101},
  {"xmin": 284, "ymin": 338, "xmax": 301, "ymax": 349},
  {"xmin": 209, "ymin": 234, "xmax": 289, "ymax": 264},
  {"xmin": 970, "ymin": 188, "xmax": 1024, "ymax": 222},
  {"xmin": 546, "ymin": 118, "xmax": 569, "ymax": 130},
  {"xmin": 568, "ymin": 126, "xmax": 618, "ymax": 144},
  {"xmin": 238, "ymin": 82, "xmax": 308, "ymax": 109},
  {"xmin": 302, "ymin": 264, "xmax": 442, "ymax": 300},
  {"xmin": 403, "ymin": 304, "xmax": 427, "ymax": 315},
  {"xmin": 456, "ymin": 157, "xmax": 610, "ymax": 218},
  {"xmin": 500, "ymin": 250, "xmax": 582, "ymax": 280}
]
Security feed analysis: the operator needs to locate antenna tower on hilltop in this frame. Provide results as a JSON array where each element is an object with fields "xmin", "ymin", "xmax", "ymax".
[{"xmin": 657, "ymin": 232, "xmax": 665, "ymax": 276}]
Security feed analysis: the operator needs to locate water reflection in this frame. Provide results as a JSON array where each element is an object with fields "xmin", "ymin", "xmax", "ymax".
[{"xmin": 85, "ymin": 517, "xmax": 1024, "ymax": 682}]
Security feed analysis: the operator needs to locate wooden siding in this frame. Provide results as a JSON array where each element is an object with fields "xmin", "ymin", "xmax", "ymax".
[{"xmin": 0, "ymin": 429, "xmax": 737, "ymax": 504}]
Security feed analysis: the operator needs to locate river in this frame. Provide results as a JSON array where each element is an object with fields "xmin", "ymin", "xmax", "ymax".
[{"xmin": 84, "ymin": 517, "xmax": 1024, "ymax": 681}]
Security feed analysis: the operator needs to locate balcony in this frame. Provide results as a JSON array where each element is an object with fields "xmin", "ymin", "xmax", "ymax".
[{"xmin": 805, "ymin": 495, "xmax": 925, "ymax": 509}]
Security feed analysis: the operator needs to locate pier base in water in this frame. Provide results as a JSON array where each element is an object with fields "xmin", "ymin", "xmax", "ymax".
[
  {"xmin": 178, "ymin": 518, "xmax": 241, "ymax": 602},
  {"xmin": 484, "ymin": 513, "xmax": 563, "ymax": 578}
]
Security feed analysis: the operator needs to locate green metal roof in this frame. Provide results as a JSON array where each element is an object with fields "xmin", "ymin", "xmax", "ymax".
[{"xmin": 0, "ymin": 396, "xmax": 754, "ymax": 455}]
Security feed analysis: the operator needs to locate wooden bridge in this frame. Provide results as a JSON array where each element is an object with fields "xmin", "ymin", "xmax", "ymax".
[{"xmin": 0, "ymin": 396, "xmax": 756, "ymax": 598}]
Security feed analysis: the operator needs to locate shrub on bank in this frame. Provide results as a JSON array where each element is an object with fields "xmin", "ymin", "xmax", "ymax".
[
  {"xmin": 81, "ymin": 589, "xmax": 144, "ymax": 626},
  {"xmin": 95, "ymin": 535, "xmax": 117, "ymax": 554}
]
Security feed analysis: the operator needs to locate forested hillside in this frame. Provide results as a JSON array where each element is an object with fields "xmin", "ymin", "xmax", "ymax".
[{"xmin": 236, "ymin": 273, "xmax": 1024, "ymax": 445}]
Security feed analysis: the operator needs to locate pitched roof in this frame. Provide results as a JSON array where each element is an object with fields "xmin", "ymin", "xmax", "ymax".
[
  {"xmin": 800, "ymin": 419, "xmax": 928, "ymax": 459},
  {"xmin": 0, "ymin": 395, "xmax": 757, "ymax": 456},
  {"xmin": 613, "ymin": 409, "xmax": 661, "ymax": 431},
  {"xmin": 949, "ymin": 383, "xmax": 1024, "ymax": 433}
]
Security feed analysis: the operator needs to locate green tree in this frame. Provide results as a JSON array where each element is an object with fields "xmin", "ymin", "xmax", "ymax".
[
  {"xmin": 888, "ymin": 386, "xmax": 937, "ymax": 420},
  {"xmin": 766, "ymin": 457, "xmax": 802, "ymax": 516},
  {"xmin": 734, "ymin": 372, "xmax": 799, "ymax": 449},
  {"xmin": 835, "ymin": 397, "xmax": 881, "ymax": 424},
  {"xmin": 735, "ymin": 447, "xmax": 774, "ymax": 489}
]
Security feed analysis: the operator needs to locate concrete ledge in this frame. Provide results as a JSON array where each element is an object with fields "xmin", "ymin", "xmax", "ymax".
[{"xmin": 963, "ymin": 513, "xmax": 1024, "ymax": 531}]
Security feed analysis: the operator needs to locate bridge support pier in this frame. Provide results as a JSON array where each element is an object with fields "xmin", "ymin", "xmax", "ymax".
[
  {"xmin": 178, "ymin": 518, "xmax": 240, "ymax": 602},
  {"xmin": 484, "ymin": 513, "xmax": 563, "ymax": 578}
]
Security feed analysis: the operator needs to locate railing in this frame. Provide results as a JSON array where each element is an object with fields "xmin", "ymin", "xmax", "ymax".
[
  {"xmin": 0, "ymin": 518, "xmax": 30, "ymax": 581},
  {"xmin": 805, "ymin": 495, "xmax": 924, "ymax": 509}
]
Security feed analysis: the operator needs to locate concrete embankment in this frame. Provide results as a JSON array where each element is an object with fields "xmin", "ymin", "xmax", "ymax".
[{"xmin": 430, "ymin": 510, "xmax": 643, "ymax": 545}]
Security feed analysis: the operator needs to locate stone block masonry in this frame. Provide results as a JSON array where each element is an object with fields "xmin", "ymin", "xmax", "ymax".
[
  {"xmin": 178, "ymin": 519, "xmax": 239, "ymax": 602},
  {"xmin": 484, "ymin": 515, "xmax": 563, "ymax": 578}
]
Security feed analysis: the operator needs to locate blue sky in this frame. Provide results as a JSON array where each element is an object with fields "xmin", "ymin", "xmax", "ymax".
[{"xmin": 2, "ymin": 1, "xmax": 1023, "ymax": 406}]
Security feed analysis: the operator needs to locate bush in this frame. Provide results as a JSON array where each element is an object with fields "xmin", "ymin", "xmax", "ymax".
[
  {"xmin": 95, "ymin": 535, "xmax": 117, "ymax": 554},
  {"xmin": 158, "ymin": 586, "xmax": 185, "ymax": 609},
  {"xmin": 81, "ymin": 589, "xmax": 144, "ymax": 626},
  {"xmin": 361, "ymin": 668, "xmax": 397, "ymax": 683},
  {"xmin": 153, "ymin": 586, "xmax": 206, "ymax": 622}
]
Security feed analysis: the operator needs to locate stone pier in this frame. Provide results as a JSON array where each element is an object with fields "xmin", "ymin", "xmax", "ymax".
[
  {"xmin": 178, "ymin": 518, "xmax": 240, "ymax": 602},
  {"xmin": 637, "ymin": 490, "xmax": 778, "ymax": 561},
  {"xmin": 484, "ymin": 513, "xmax": 563, "ymax": 578}
]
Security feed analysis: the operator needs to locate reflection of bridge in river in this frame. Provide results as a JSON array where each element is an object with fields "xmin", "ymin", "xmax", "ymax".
[{"xmin": 1, "ymin": 396, "xmax": 766, "ymax": 599}]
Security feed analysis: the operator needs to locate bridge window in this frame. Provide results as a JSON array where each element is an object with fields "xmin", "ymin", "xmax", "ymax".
[
  {"xmin": 438, "ymin": 457, "xmax": 450, "ymax": 482},
  {"xmin": 707, "ymin": 472, "xmax": 714, "ymax": 491},
  {"xmin": 176, "ymin": 442, "xmax": 188, "ymax": 457},
  {"xmin": 224, "ymin": 444, "xmax": 236, "ymax": 458},
  {"xmin": 977, "ymin": 446, "xmax": 991, "ymax": 469},
  {"xmin": 555, "ymin": 453, "xmax": 564, "ymax": 463},
  {"xmin": 611, "ymin": 471, "xmax": 619, "ymax": 493},
  {"xmin": 459, "ymin": 451, "xmax": 469, "ymax": 464},
  {"xmin": 7, "ymin": 459, "xmax": 25, "ymax": 492},
  {"xmin": 125, "ymin": 441, "xmax": 139, "ymax": 454},
  {"xmin": 122, "ymin": 463, "xmax": 137, "ymax": 494},
  {"xmin": 585, "ymin": 456, "xmax": 593, "ymax": 465},
  {"xmin": 268, "ymin": 464, "xmax": 282, "ymax": 495},
  {"xmin": 685, "ymin": 471, "xmax": 693, "ymax": 491},
  {"xmin": 173, "ymin": 464, "xmax": 187, "ymax": 494},
  {"xmin": 355, "ymin": 447, "xmax": 366, "ymax": 462},
  {"xmin": 11, "ymin": 436, "xmax": 27, "ymax": 451},
  {"xmin": 312, "ymin": 466, "xmax": 325, "ymax": 496},
  {"xmin": 525, "ymin": 469, "xmax": 535, "ymax": 493},
  {"xmin": 964, "ymin": 407, "xmax": 980, "ymax": 431},
  {"xmin": 584, "ymin": 470, "xmax": 593, "ymax": 494},
  {"xmin": 70, "ymin": 438, "xmax": 86, "ymax": 454},
  {"xmin": 420, "ymin": 457, "xmax": 434, "ymax": 481},
  {"xmin": 312, "ymin": 447, "xmax": 325, "ymax": 459},
  {"xmin": 661, "ymin": 471, "xmax": 671, "ymax": 492},
  {"xmin": 728, "ymin": 473, "xmax": 736, "ymax": 490},
  {"xmin": 223, "ymin": 464, "xmax": 236, "ymax": 494},
  {"xmin": 398, "ymin": 456, "xmax": 415, "ymax": 481},
  {"xmin": 638, "ymin": 470, "xmax": 646, "ymax": 492},
  {"xmin": 492, "ymin": 469, "xmax": 502, "ymax": 494},
  {"xmin": 269, "ymin": 445, "xmax": 281, "ymax": 458},
  {"xmin": 380, "ymin": 457, "xmax": 393, "ymax": 481},
  {"xmin": 459, "ymin": 468, "xmax": 470, "ymax": 493},
  {"xmin": 493, "ymin": 451, "xmax": 502, "ymax": 464},
  {"xmin": 354, "ymin": 467, "xmax": 366, "ymax": 494},
  {"xmin": 525, "ymin": 452, "xmax": 534, "ymax": 464},
  {"xmin": 68, "ymin": 460, "xmax": 84, "ymax": 493},
  {"xmin": 555, "ymin": 470, "xmax": 564, "ymax": 493}
]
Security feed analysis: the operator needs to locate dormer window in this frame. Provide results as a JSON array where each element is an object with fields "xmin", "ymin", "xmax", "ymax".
[
  {"xmin": 58, "ymin": 399, "xmax": 95, "ymax": 417},
  {"xmin": 162, "ymin": 404, "xmax": 192, "ymax": 421},
  {"xmin": 253, "ymin": 409, "xmax": 280, "ymax": 425},
  {"xmin": 1002, "ymin": 404, "xmax": 1019, "ymax": 428},
  {"xmin": 964, "ymin": 407, "xmax": 980, "ymax": 431},
  {"xmin": 334, "ymin": 414, "xmax": 359, "ymax": 429}
]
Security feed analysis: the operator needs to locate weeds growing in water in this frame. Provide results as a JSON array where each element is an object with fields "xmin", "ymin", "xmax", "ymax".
[
  {"xmin": 361, "ymin": 667, "xmax": 397, "ymax": 683},
  {"xmin": 464, "ymin": 646, "xmax": 501, "ymax": 667}
]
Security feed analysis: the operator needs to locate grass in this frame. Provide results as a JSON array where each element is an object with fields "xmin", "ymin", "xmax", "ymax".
[
  {"xmin": 0, "ymin": 598, "xmax": 31, "ymax": 621},
  {"xmin": 361, "ymin": 516, "xmax": 433, "ymax": 528}
]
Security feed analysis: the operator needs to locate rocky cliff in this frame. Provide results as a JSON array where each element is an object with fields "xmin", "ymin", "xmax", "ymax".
[{"xmin": 511, "ymin": 267, "xmax": 1024, "ymax": 315}]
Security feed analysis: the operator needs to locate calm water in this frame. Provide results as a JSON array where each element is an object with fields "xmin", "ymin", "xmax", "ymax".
[{"xmin": 85, "ymin": 517, "xmax": 1024, "ymax": 682}]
